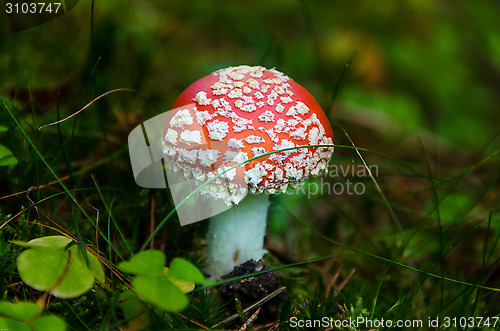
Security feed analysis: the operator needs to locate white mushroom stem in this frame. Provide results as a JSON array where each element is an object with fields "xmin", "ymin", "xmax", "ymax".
[{"xmin": 204, "ymin": 193, "xmax": 270, "ymax": 280}]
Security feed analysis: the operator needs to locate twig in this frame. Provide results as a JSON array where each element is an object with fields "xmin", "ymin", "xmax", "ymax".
[
  {"xmin": 174, "ymin": 312, "xmax": 210, "ymax": 330},
  {"xmin": 238, "ymin": 307, "xmax": 260, "ymax": 331},
  {"xmin": 212, "ymin": 286, "xmax": 286, "ymax": 328},
  {"xmin": 38, "ymin": 88, "xmax": 152, "ymax": 130},
  {"xmin": 334, "ymin": 268, "xmax": 355, "ymax": 296},
  {"xmin": 327, "ymin": 265, "xmax": 343, "ymax": 293}
]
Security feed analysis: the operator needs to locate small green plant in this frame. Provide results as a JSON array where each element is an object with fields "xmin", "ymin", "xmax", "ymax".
[
  {"xmin": 0, "ymin": 301, "xmax": 65, "ymax": 331},
  {"xmin": 118, "ymin": 250, "xmax": 214, "ymax": 312},
  {"xmin": 13, "ymin": 235, "xmax": 104, "ymax": 299},
  {"xmin": 7, "ymin": 237, "xmax": 214, "ymax": 329},
  {"xmin": 117, "ymin": 250, "xmax": 215, "ymax": 329}
]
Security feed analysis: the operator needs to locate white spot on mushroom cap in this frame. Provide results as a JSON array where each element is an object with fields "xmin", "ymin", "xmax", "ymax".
[
  {"xmin": 211, "ymin": 82, "xmax": 231, "ymax": 95},
  {"xmin": 245, "ymin": 164, "xmax": 267, "ymax": 187},
  {"xmin": 258, "ymin": 111, "xmax": 274, "ymax": 122},
  {"xmin": 229, "ymin": 71, "xmax": 245, "ymax": 80},
  {"xmin": 274, "ymin": 119, "xmax": 286, "ymax": 132},
  {"xmin": 286, "ymin": 101, "xmax": 309, "ymax": 116},
  {"xmin": 179, "ymin": 130, "xmax": 202, "ymax": 145},
  {"xmin": 291, "ymin": 127, "xmax": 307, "ymax": 140},
  {"xmin": 295, "ymin": 102, "xmax": 310, "ymax": 115},
  {"xmin": 218, "ymin": 166, "xmax": 237, "ymax": 181},
  {"xmin": 227, "ymin": 138, "xmax": 245, "ymax": 150},
  {"xmin": 191, "ymin": 167, "xmax": 205, "ymax": 182},
  {"xmin": 233, "ymin": 100, "xmax": 243, "ymax": 109},
  {"xmin": 206, "ymin": 120, "xmax": 229, "ymax": 141},
  {"xmin": 250, "ymin": 68, "xmax": 263, "ymax": 78},
  {"xmin": 274, "ymin": 139, "xmax": 295, "ymax": 154},
  {"xmin": 263, "ymin": 127, "xmax": 278, "ymax": 143},
  {"xmin": 212, "ymin": 99, "xmax": 221, "ymax": 109},
  {"xmin": 162, "ymin": 142, "xmax": 177, "ymax": 158},
  {"xmin": 240, "ymin": 104, "xmax": 257, "ymax": 113},
  {"xmin": 179, "ymin": 149, "xmax": 198, "ymax": 164},
  {"xmin": 196, "ymin": 111, "xmax": 213, "ymax": 125},
  {"xmin": 225, "ymin": 150, "xmax": 248, "ymax": 163},
  {"xmin": 286, "ymin": 118, "xmax": 300, "ymax": 128},
  {"xmin": 274, "ymin": 167, "xmax": 284, "ymax": 181},
  {"xmin": 308, "ymin": 127, "xmax": 320, "ymax": 145},
  {"xmin": 245, "ymin": 135, "xmax": 265, "ymax": 144},
  {"xmin": 194, "ymin": 91, "xmax": 211, "ymax": 106},
  {"xmin": 262, "ymin": 162, "xmax": 274, "ymax": 171},
  {"xmin": 198, "ymin": 149, "xmax": 220, "ymax": 167},
  {"xmin": 233, "ymin": 117, "xmax": 253, "ymax": 132},
  {"xmin": 275, "ymin": 85, "xmax": 285, "ymax": 94},
  {"xmin": 170, "ymin": 108, "xmax": 194, "ymax": 127},
  {"xmin": 247, "ymin": 78, "xmax": 259, "ymax": 89},
  {"xmin": 228, "ymin": 89, "xmax": 243, "ymax": 99},
  {"xmin": 164, "ymin": 128, "xmax": 178, "ymax": 144},
  {"xmin": 285, "ymin": 164, "xmax": 303, "ymax": 180}
]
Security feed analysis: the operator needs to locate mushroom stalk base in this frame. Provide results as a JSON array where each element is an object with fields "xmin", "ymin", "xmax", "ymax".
[{"xmin": 204, "ymin": 193, "xmax": 270, "ymax": 280}]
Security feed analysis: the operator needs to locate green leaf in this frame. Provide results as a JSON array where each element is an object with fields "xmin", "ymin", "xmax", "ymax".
[
  {"xmin": 12, "ymin": 236, "xmax": 72, "ymax": 250},
  {"xmin": 50, "ymin": 248, "xmax": 95, "ymax": 298},
  {"xmin": 119, "ymin": 290, "xmax": 144, "ymax": 320},
  {"xmin": 17, "ymin": 249, "xmax": 68, "ymax": 293},
  {"xmin": 0, "ymin": 125, "xmax": 7, "ymax": 132},
  {"xmin": 163, "ymin": 267, "xmax": 195, "ymax": 294},
  {"xmin": 0, "ymin": 144, "xmax": 17, "ymax": 166},
  {"xmin": 70, "ymin": 245, "xmax": 105, "ymax": 283},
  {"xmin": 118, "ymin": 250, "xmax": 165, "ymax": 276},
  {"xmin": 167, "ymin": 258, "xmax": 214, "ymax": 285},
  {"xmin": 17, "ymin": 248, "xmax": 95, "ymax": 299},
  {"xmin": 132, "ymin": 276, "xmax": 188, "ymax": 312},
  {"xmin": 31, "ymin": 315, "xmax": 66, "ymax": 331},
  {"xmin": 0, "ymin": 301, "xmax": 41, "ymax": 321},
  {"xmin": 119, "ymin": 290, "xmax": 151, "ymax": 328},
  {"xmin": 0, "ymin": 317, "xmax": 30, "ymax": 331}
]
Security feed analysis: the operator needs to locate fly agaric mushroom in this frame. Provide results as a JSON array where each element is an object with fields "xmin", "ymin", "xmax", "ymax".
[{"xmin": 162, "ymin": 65, "xmax": 334, "ymax": 279}]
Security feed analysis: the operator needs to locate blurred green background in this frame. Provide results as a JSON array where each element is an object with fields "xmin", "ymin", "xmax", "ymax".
[{"xmin": 1, "ymin": 0, "xmax": 500, "ymax": 327}]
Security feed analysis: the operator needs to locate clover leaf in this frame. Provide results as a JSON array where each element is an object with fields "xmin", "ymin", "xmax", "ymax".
[
  {"xmin": 14, "ymin": 236, "xmax": 104, "ymax": 299},
  {"xmin": 118, "ymin": 250, "xmax": 214, "ymax": 313}
]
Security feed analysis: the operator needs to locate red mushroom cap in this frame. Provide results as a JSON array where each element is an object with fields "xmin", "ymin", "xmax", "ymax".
[{"xmin": 162, "ymin": 65, "xmax": 334, "ymax": 202}]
